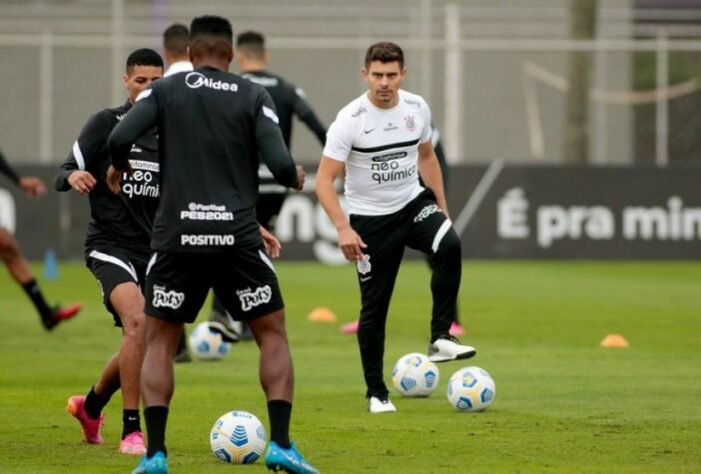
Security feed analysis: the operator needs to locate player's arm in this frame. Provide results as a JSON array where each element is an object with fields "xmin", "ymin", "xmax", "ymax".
[
  {"xmin": 0, "ymin": 148, "xmax": 46, "ymax": 197},
  {"xmin": 107, "ymin": 90, "xmax": 159, "ymax": 193},
  {"xmin": 316, "ymin": 156, "xmax": 366, "ymax": 262},
  {"xmin": 293, "ymin": 87, "xmax": 326, "ymax": 146},
  {"xmin": 54, "ymin": 111, "xmax": 114, "ymax": 194},
  {"xmin": 254, "ymin": 89, "xmax": 301, "ymax": 190},
  {"xmin": 417, "ymin": 140, "xmax": 450, "ymax": 219}
]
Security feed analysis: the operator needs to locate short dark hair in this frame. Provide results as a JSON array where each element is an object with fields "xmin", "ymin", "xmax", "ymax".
[
  {"xmin": 190, "ymin": 15, "xmax": 233, "ymax": 45},
  {"xmin": 125, "ymin": 48, "xmax": 163, "ymax": 73},
  {"xmin": 236, "ymin": 30, "xmax": 266, "ymax": 59},
  {"xmin": 163, "ymin": 23, "xmax": 189, "ymax": 56},
  {"xmin": 364, "ymin": 42, "xmax": 404, "ymax": 69}
]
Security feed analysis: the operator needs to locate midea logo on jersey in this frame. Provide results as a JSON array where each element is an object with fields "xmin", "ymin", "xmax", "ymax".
[
  {"xmin": 185, "ymin": 72, "xmax": 239, "ymax": 92},
  {"xmin": 237, "ymin": 285, "xmax": 272, "ymax": 312},
  {"xmin": 152, "ymin": 285, "xmax": 185, "ymax": 309}
]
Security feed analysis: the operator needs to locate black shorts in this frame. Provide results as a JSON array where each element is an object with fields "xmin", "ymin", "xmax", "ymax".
[
  {"xmin": 86, "ymin": 246, "xmax": 150, "ymax": 326},
  {"xmin": 144, "ymin": 245, "xmax": 284, "ymax": 324}
]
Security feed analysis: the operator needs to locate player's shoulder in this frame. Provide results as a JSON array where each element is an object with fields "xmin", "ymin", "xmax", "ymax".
[
  {"xmin": 398, "ymin": 89, "xmax": 429, "ymax": 111},
  {"xmin": 242, "ymin": 71, "xmax": 283, "ymax": 88},
  {"xmin": 93, "ymin": 105, "xmax": 127, "ymax": 127},
  {"xmin": 335, "ymin": 93, "xmax": 370, "ymax": 122}
]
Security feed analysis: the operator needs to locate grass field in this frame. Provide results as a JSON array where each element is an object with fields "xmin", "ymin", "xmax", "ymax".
[{"xmin": 1, "ymin": 261, "xmax": 700, "ymax": 473}]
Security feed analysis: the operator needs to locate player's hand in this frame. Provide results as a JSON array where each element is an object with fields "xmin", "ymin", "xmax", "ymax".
[
  {"xmin": 106, "ymin": 164, "xmax": 132, "ymax": 194},
  {"xmin": 294, "ymin": 165, "xmax": 305, "ymax": 191},
  {"xmin": 18, "ymin": 177, "xmax": 47, "ymax": 198},
  {"xmin": 67, "ymin": 171, "xmax": 96, "ymax": 195},
  {"xmin": 338, "ymin": 224, "xmax": 367, "ymax": 262},
  {"xmin": 259, "ymin": 225, "xmax": 281, "ymax": 259}
]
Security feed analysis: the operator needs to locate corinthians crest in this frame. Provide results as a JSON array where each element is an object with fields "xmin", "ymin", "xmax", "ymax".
[
  {"xmin": 404, "ymin": 114, "xmax": 416, "ymax": 132},
  {"xmin": 357, "ymin": 254, "xmax": 372, "ymax": 275}
]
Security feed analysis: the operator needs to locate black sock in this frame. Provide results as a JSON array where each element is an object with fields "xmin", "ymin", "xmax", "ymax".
[
  {"xmin": 84, "ymin": 386, "xmax": 111, "ymax": 420},
  {"xmin": 144, "ymin": 406, "xmax": 169, "ymax": 457},
  {"xmin": 267, "ymin": 400, "xmax": 291, "ymax": 449},
  {"xmin": 21, "ymin": 279, "xmax": 52, "ymax": 320},
  {"xmin": 122, "ymin": 409, "xmax": 141, "ymax": 438}
]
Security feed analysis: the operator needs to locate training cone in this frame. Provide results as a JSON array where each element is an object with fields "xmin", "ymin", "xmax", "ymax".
[
  {"xmin": 43, "ymin": 248, "xmax": 58, "ymax": 280},
  {"xmin": 600, "ymin": 334, "xmax": 629, "ymax": 348},
  {"xmin": 308, "ymin": 307, "xmax": 337, "ymax": 323}
]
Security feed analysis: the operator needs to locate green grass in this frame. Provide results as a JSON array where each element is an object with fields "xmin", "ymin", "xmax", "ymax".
[{"xmin": 1, "ymin": 261, "xmax": 700, "ymax": 473}]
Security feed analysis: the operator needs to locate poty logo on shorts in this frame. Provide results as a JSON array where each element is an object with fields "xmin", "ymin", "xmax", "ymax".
[
  {"xmin": 357, "ymin": 254, "xmax": 372, "ymax": 275},
  {"xmin": 185, "ymin": 72, "xmax": 239, "ymax": 92},
  {"xmin": 152, "ymin": 285, "xmax": 185, "ymax": 309},
  {"xmin": 237, "ymin": 285, "xmax": 272, "ymax": 312}
]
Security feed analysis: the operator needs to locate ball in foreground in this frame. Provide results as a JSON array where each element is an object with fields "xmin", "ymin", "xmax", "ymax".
[
  {"xmin": 188, "ymin": 322, "xmax": 231, "ymax": 360},
  {"xmin": 392, "ymin": 352, "xmax": 440, "ymax": 397},
  {"xmin": 446, "ymin": 366, "xmax": 495, "ymax": 412},
  {"xmin": 210, "ymin": 411, "xmax": 267, "ymax": 464}
]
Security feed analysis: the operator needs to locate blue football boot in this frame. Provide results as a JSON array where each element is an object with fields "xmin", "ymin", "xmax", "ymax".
[
  {"xmin": 265, "ymin": 441, "xmax": 319, "ymax": 474},
  {"xmin": 132, "ymin": 451, "xmax": 168, "ymax": 474}
]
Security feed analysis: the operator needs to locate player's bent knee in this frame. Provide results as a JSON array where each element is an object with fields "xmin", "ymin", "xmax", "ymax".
[
  {"xmin": 121, "ymin": 311, "xmax": 146, "ymax": 339},
  {"xmin": 434, "ymin": 228, "xmax": 461, "ymax": 259}
]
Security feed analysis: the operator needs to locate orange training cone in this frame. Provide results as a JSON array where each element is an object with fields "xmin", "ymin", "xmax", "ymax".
[
  {"xmin": 600, "ymin": 334, "xmax": 629, "ymax": 348},
  {"xmin": 308, "ymin": 307, "xmax": 337, "ymax": 323}
]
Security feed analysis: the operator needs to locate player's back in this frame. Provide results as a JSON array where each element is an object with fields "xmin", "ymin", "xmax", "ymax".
[
  {"xmin": 154, "ymin": 67, "xmax": 260, "ymax": 205},
  {"xmin": 147, "ymin": 66, "xmax": 269, "ymax": 252}
]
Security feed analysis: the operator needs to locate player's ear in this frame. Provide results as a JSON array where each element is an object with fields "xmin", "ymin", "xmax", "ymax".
[
  {"xmin": 122, "ymin": 74, "xmax": 129, "ymax": 90},
  {"xmin": 361, "ymin": 67, "xmax": 368, "ymax": 82}
]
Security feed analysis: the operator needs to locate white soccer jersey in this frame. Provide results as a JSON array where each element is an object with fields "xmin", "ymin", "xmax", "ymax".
[{"xmin": 323, "ymin": 89, "xmax": 432, "ymax": 216}]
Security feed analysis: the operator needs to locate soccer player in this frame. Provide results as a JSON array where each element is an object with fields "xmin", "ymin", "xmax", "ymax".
[
  {"xmin": 236, "ymin": 29, "xmax": 326, "ymax": 229},
  {"xmin": 338, "ymin": 125, "xmax": 467, "ymax": 337},
  {"xmin": 208, "ymin": 30, "xmax": 327, "ymax": 338},
  {"xmin": 163, "ymin": 23, "xmax": 193, "ymax": 77},
  {"xmin": 315, "ymin": 42, "xmax": 476, "ymax": 413},
  {"xmin": 107, "ymin": 16, "xmax": 318, "ymax": 474},
  {"xmin": 0, "ymin": 148, "xmax": 81, "ymax": 329},
  {"xmin": 55, "ymin": 48, "xmax": 164, "ymax": 455}
]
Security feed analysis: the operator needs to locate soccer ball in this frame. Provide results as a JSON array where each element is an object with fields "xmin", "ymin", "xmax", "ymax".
[
  {"xmin": 210, "ymin": 411, "xmax": 267, "ymax": 464},
  {"xmin": 391, "ymin": 352, "xmax": 440, "ymax": 397},
  {"xmin": 188, "ymin": 322, "xmax": 231, "ymax": 360},
  {"xmin": 446, "ymin": 366, "xmax": 496, "ymax": 412}
]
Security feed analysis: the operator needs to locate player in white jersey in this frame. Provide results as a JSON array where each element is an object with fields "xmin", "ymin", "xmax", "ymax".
[{"xmin": 316, "ymin": 42, "xmax": 476, "ymax": 413}]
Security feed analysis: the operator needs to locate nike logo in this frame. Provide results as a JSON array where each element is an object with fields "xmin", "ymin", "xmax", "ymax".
[
  {"xmin": 364, "ymin": 128, "xmax": 376, "ymax": 134},
  {"xmin": 360, "ymin": 276, "xmax": 372, "ymax": 282},
  {"xmin": 127, "ymin": 417, "xmax": 138, "ymax": 421}
]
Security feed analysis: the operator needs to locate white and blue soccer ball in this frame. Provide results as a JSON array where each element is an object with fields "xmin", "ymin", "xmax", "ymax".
[
  {"xmin": 446, "ymin": 366, "xmax": 496, "ymax": 412},
  {"xmin": 210, "ymin": 411, "xmax": 267, "ymax": 464},
  {"xmin": 391, "ymin": 352, "xmax": 440, "ymax": 397},
  {"xmin": 188, "ymin": 322, "xmax": 231, "ymax": 360}
]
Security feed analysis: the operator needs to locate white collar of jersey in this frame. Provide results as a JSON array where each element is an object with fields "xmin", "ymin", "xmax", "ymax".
[{"xmin": 164, "ymin": 61, "xmax": 194, "ymax": 77}]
